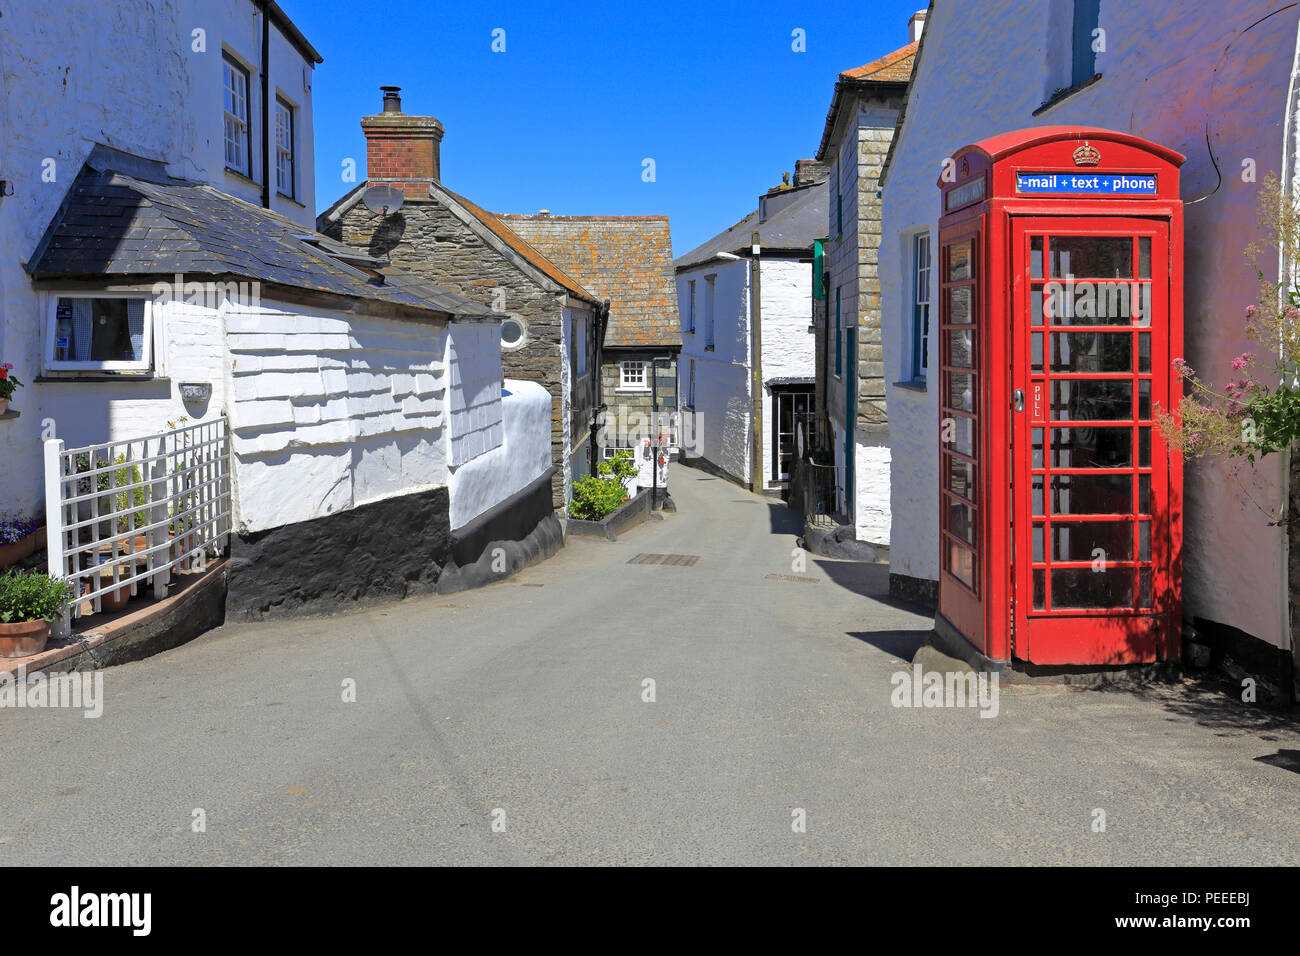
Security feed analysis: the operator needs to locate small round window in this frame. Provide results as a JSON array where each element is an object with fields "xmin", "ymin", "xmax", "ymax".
[{"xmin": 500, "ymin": 316, "xmax": 526, "ymax": 350}]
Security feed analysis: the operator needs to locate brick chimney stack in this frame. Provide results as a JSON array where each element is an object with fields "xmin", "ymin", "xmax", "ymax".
[
  {"xmin": 908, "ymin": 10, "xmax": 927, "ymax": 42},
  {"xmin": 361, "ymin": 86, "xmax": 445, "ymax": 198}
]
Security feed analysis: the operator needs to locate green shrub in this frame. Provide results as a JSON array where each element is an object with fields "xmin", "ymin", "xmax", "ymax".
[
  {"xmin": 570, "ymin": 450, "xmax": 638, "ymax": 521},
  {"xmin": 75, "ymin": 453, "xmax": 148, "ymax": 534},
  {"xmin": 0, "ymin": 570, "xmax": 75, "ymax": 623}
]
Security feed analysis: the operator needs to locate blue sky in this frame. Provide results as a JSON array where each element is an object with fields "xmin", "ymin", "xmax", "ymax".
[{"xmin": 283, "ymin": 0, "xmax": 923, "ymax": 257}]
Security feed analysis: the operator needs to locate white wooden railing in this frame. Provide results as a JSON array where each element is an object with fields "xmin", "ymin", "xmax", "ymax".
[{"xmin": 43, "ymin": 417, "xmax": 231, "ymax": 621}]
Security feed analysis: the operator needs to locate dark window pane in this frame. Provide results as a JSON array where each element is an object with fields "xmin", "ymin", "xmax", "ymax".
[
  {"xmin": 1138, "ymin": 427, "xmax": 1151, "ymax": 467},
  {"xmin": 1032, "ymin": 332, "xmax": 1043, "ymax": 372},
  {"xmin": 1033, "ymin": 524, "xmax": 1044, "ymax": 562},
  {"xmin": 1050, "ymin": 236, "xmax": 1133, "ymax": 278},
  {"xmin": 1052, "ymin": 566, "xmax": 1133, "ymax": 608},
  {"xmin": 1051, "ymin": 427, "xmax": 1133, "ymax": 468},
  {"xmin": 1032, "ymin": 427, "xmax": 1044, "ymax": 468},
  {"xmin": 1052, "ymin": 472, "xmax": 1133, "ymax": 515},
  {"xmin": 1031, "ymin": 237, "xmax": 1044, "ymax": 279},
  {"xmin": 1052, "ymin": 521, "xmax": 1133, "ymax": 561},
  {"xmin": 1052, "ymin": 379, "xmax": 1132, "ymax": 421},
  {"xmin": 1138, "ymin": 379, "xmax": 1151, "ymax": 419},
  {"xmin": 1033, "ymin": 568, "xmax": 1046, "ymax": 609},
  {"xmin": 1138, "ymin": 237, "xmax": 1151, "ymax": 278},
  {"xmin": 1050, "ymin": 332, "xmax": 1132, "ymax": 373},
  {"xmin": 1032, "ymin": 283, "xmax": 1044, "ymax": 325},
  {"xmin": 1138, "ymin": 474, "xmax": 1151, "ymax": 514},
  {"xmin": 1138, "ymin": 568, "xmax": 1153, "ymax": 608},
  {"xmin": 1139, "ymin": 520, "xmax": 1150, "ymax": 560},
  {"xmin": 1138, "ymin": 333, "xmax": 1151, "ymax": 372}
]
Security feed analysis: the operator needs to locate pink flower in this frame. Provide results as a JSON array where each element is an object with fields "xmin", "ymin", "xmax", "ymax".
[
  {"xmin": 1231, "ymin": 353, "xmax": 1253, "ymax": 371},
  {"xmin": 1246, "ymin": 305, "xmax": 1257, "ymax": 318}
]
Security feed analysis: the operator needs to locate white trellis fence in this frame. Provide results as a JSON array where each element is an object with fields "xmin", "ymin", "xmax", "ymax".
[{"xmin": 43, "ymin": 417, "xmax": 232, "ymax": 622}]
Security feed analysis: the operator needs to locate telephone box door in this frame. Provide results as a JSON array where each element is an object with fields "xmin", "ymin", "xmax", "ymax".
[{"xmin": 1010, "ymin": 217, "xmax": 1178, "ymax": 664}]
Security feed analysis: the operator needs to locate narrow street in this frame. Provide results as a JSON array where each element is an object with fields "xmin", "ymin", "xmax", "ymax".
[{"xmin": 2, "ymin": 465, "xmax": 1298, "ymax": 866}]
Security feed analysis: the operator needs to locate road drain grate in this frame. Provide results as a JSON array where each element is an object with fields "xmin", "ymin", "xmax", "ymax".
[
  {"xmin": 764, "ymin": 573, "xmax": 820, "ymax": 584},
  {"xmin": 628, "ymin": 553, "xmax": 700, "ymax": 566}
]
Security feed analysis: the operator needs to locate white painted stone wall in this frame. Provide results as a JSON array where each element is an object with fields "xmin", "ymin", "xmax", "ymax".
[
  {"xmin": 447, "ymin": 321, "xmax": 504, "ymax": 467},
  {"xmin": 758, "ymin": 258, "xmax": 816, "ymax": 488},
  {"xmin": 675, "ymin": 260, "xmax": 752, "ymax": 484},
  {"xmin": 448, "ymin": 378, "xmax": 551, "ymax": 530},
  {"xmin": 855, "ymin": 442, "xmax": 891, "ymax": 544},
  {"xmin": 0, "ymin": 0, "xmax": 316, "ymax": 516},
  {"xmin": 880, "ymin": 0, "xmax": 1300, "ymax": 650},
  {"xmin": 225, "ymin": 300, "xmax": 450, "ymax": 532}
]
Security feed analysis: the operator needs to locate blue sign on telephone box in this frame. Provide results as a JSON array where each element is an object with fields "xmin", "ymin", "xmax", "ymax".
[{"xmin": 1016, "ymin": 172, "xmax": 1158, "ymax": 196}]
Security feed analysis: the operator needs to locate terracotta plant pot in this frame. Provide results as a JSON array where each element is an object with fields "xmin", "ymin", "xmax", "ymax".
[
  {"xmin": 0, "ymin": 397, "xmax": 9, "ymax": 415},
  {"xmin": 85, "ymin": 573, "xmax": 131, "ymax": 613},
  {"xmin": 0, "ymin": 530, "xmax": 42, "ymax": 569},
  {"xmin": 0, "ymin": 619, "xmax": 51, "ymax": 659}
]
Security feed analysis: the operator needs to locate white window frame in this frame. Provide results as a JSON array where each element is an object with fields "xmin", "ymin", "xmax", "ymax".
[
  {"xmin": 275, "ymin": 95, "xmax": 295, "ymax": 198},
  {"xmin": 223, "ymin": 54, "xmax": 252, "ymax": 177},
  {"xmin": 686, "ymin": 279, "xmax": 696, "ymax": 333},
  {"xmin": 619, "ymin": 360, "xmax": 649, "ymax": 391},
  {"xmin": 910, "ymin": 231, "xmax": 931, "ymax": 382},
  {"xmin": 44, "ymin": 292, "xmax": 155, "ymax": 373},
  {"xmin": 704, "ymin": 274, "xmax": 716, "ymax": 349}
]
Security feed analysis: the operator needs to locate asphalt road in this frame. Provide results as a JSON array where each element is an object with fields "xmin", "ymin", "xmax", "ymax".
[{"xmin": 2, "ymin": 465, "xmax": 1298, "ymax": 865}]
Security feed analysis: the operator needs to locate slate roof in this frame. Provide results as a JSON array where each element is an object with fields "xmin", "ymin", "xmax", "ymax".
[
  {"xmin": 815, "ymin": 40, "xmax": 917, "ymax": 162},
  {"xmin": 499, "ymin": 215, "xmax": 682, "ymax": 349},
  {"xmin": 673, "ymin": 180, "xmax": 828, "ymax": 270},
  {"xmin": 29, "ymin": 149, "xmax": 491, "ymax": 319}
]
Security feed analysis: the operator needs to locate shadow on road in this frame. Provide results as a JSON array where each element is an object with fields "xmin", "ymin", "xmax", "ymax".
[
  {"xmin": 1098, "ymin": 675, "xmax": 1300, "ymax": 737},
  {"xmin": 765, "ymin": 501, "xmax": 804, "ymax": 536},
  {"xmin": 847, "ymin": 628, "xmax": 932, "ymax": 660}
]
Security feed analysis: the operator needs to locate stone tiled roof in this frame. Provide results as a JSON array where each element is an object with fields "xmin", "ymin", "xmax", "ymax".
[
  {"xmin": 29, "ymin": 151, "xmax": 490, "ymax": 319},
  {"xmin": 840, "ymin": 41, "xmax": 918, "ymax": 82},
  {"xmin": 499, "ymin": 215, "xmax": 682, "ymax": 349},
  {"xmin": 436, "ymin": 186, "xmax": 599, "ymax": 306}
]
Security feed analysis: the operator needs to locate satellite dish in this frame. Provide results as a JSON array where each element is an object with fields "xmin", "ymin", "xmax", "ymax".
[{"xmin": 363, "ymin": 184, "xmax": 404, "ymax": 216}]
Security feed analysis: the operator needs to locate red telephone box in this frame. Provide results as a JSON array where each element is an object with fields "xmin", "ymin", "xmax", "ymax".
[{"xmin": 935, "ymin": 127, "xmax": 1184, "ymax": 667}]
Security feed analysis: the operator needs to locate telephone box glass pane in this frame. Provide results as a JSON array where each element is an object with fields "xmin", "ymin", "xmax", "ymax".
[
  {"xmin": 951, "ymin": 416, "xmax": 974, "ymax": 457},
  {"xmin": 1032, "ymin": 477, "xmax": 1044, "ymax": 515},
  {"xmin": 945, "ymin": 455, "xmax": 976, "ymax": 500},
  {"xmin": 1031, "ymin": 332, "xmax": 1043, "ymax": 371},
  {"xmin": 1031, "ymin": 237, "xmax": 1044, "ymax": 278},
  {"xmin": 1031, "ymin": 284, "xmax": 1044, "ymax": 325},
  {"xmin": 949, "ymin": 286, "xmax": 973, "ymax": 325},
  {"xmin": 1138, "ymin": 568, "xmax": 1153, "ymax": 608},
  {"xmin": 946, "ymin": 542, "xmax": 975, "ymax": 588},
  {"xmin": 1052, "ymin": 567, "xmax": 1134, "ymax": 607},
  {"xmin": 1032, "ymin": 569, "xmax": 1046, "ymax": 609},
  {"xmin": 1051, "ymin": 427, "xmax": 1133, "ymax": 468},
  {"xmin": 1052, "ymin": 473, "xmax": 1132, "ymax": 514},
  {"xmin": 948, "ymin": 372, "xmax": 974, "ymax": 411},
  {"xmin": 1137, "ymin": 333, "xmax": 1151, "ymax": 372},
  {"xmin": 1052, "ymin": 379, "xmax": 1133, "ymax": 420},
  {"xmin": 1049, "ymin": 237, "xmax": 1132, "ymax": 278},
  {"xmin": 1048, "ymin": 282, "xmax": 1140, "ymax": 325},
  {"xmin": 949, "ymin": 241, "xmax": 972, "ymax": 281},
  {"xmin": 948, "ymin": 329, "xmax": 974, "ymax": 367},
  {"xmin": 1031, "ymin": 428, "xmax": 1044, "ymax": 468},
  {"xmin": 1050, "ymin": 332, "xmax": 1132, "ymax": 373},
  {"xmin": 1052, "ymin": 521, "xmax": 1133, "ymax": 561},
  {"xmin": 1032, "ymin": 524, "xmax": 1044, "ymax": 562},
  {"xmin": 947, "ymin": 497, "xmax": 975, "ymax": 543},
  {"xmin": 1138, "ymin": 237, "xmax": 1151, "ymax": 278},
  {"xmin": 1137, "ymin": 379, "xmax": 1151, "ymax": 418}
]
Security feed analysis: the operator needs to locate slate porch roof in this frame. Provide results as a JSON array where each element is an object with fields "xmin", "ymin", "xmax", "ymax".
[
  {"xmin": 498, "ymin": 215, "xmax": 682, "ymax": 350},
  {"xmin": 674, "ymin": 180, "xmax": 828, "ymax": 270},
  {"xmin": 29, "ymin": 149, "xmax": 492, "ymax": 320}
]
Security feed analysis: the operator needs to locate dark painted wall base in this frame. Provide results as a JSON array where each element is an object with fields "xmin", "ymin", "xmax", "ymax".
[
  {"xmin": 227, "ymin": 470, "xmax": 561, "ymax": 620},
  {"xmin": 889, "ymin": 572, "xmax": 938, "ymax": 610},
  {"xmin": 227, "ymin": 486, "xmax": 452, "ymax": 620},
  {"xmin": 1193, "ymin": 615, "xmax": 1295, "ymax": 704}
]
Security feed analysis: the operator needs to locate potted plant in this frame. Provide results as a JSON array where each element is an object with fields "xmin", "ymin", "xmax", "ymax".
[
  {"xmin": 0, "ymin": 513, "xmax": 44, "ymax": 568},
  {"xmin": 0, "ymin": 569, "xmax": 74, "ymax": 658},
  {"xmin": 0, "ymin": 362, "xmax": 21, "ymax": 415}
]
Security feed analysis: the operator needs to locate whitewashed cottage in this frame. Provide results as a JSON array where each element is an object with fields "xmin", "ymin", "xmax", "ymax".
[
  {"xmin": 673, "ymin": 165, "xmax": 827, "ymax": 491},
  {"xmin": 880, "ymin": 0, "xmax": 1300, "ymax": 698}
]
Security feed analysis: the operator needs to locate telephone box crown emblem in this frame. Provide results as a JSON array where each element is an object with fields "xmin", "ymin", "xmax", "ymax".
[{"xmin": 1073, "ymin": 141, "xmax": 1101, "ymax": 167}]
